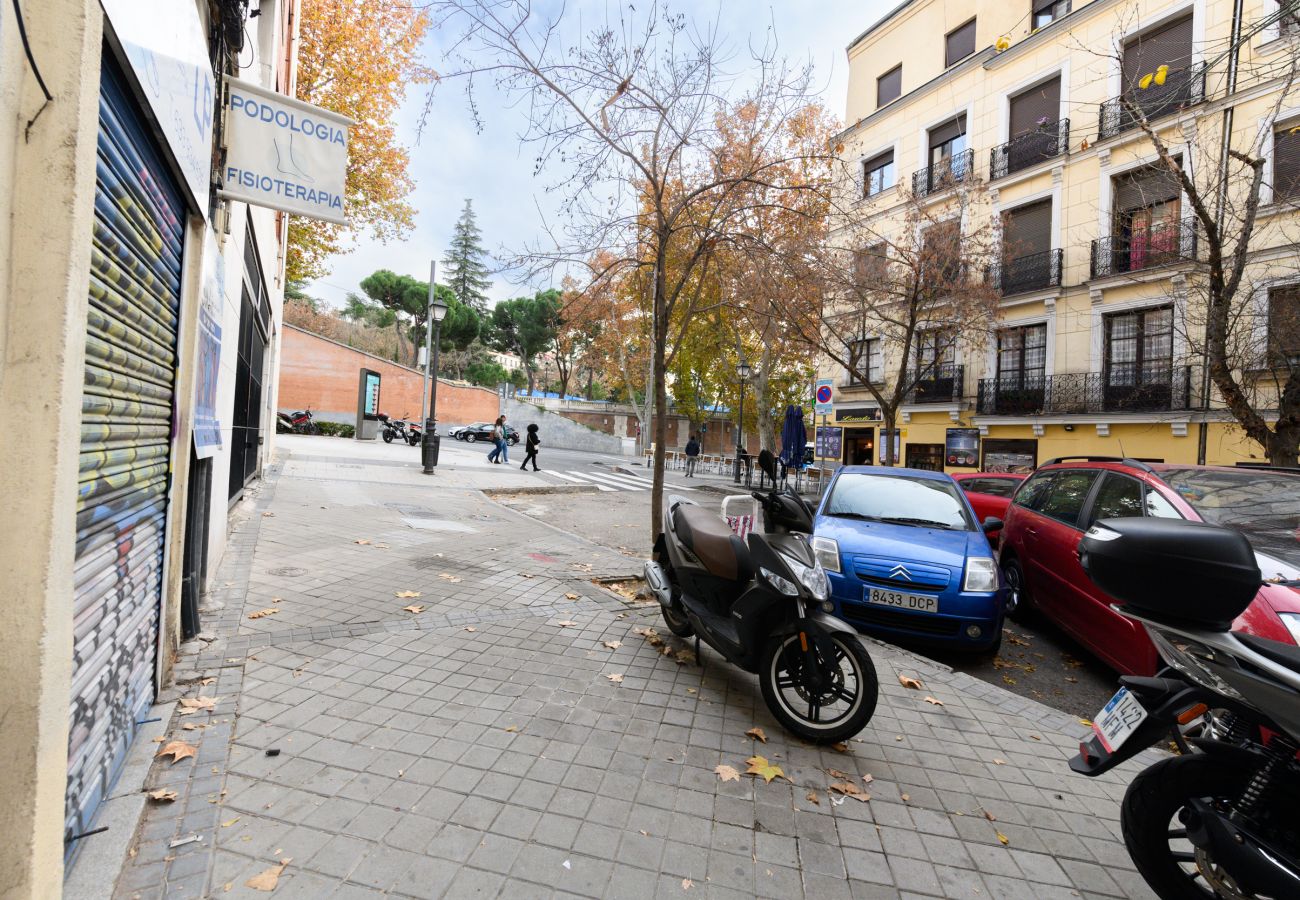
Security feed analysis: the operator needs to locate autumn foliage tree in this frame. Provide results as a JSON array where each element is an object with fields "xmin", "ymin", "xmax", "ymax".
[{"xmin": 288, "ymin": 0, "xmax": 437, "ymax": 281}]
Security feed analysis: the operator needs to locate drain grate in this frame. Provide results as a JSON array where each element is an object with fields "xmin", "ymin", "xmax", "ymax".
[{"xmin": 266, "ymin": 566, "xmax": 309, "ymax": 578}]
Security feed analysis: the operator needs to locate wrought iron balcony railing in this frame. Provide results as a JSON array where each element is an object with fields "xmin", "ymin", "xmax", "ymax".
[
  {"xmin": 912, "ymin": 149, "xmax": 974, "ymax": 198},
  {"xmin": 990, "ymin": 119, "xmax": 1070, "ymax": 180},
  {"xmin": 1098, "ymin": 67, "xmax": 1205, "ymax": 140},
  {"xmin": 987, "ymin": 248, "xmax": 1063, "ymax": 296},
  {"xmin": 1090, "ymin": 217, "xmax": 1198, "ymax": 278},
  {"xmin": 908, "ymin": 364, "xmax": 964, "ymax": 404},
  {"xmin": 976, "ymin": 366, "xmax": 1193, "ymax": 415}
]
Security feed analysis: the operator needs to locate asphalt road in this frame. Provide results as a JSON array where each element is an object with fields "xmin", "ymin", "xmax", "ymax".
[{"xmin": 484, "ymin": 448, "xmax": 1121, "ymax": 721}]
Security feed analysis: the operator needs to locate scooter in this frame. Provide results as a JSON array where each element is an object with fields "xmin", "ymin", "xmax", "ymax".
[
  {"xmin": 644, "ymin": 449, "xmax": 878, "ymax": 742},
  {"xmin": 1069, "ymin": 518, "xmax": 1300, "ymax": 900}
]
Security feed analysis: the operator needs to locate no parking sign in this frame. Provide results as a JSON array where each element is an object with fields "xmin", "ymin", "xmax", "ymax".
[{"xmin": 814, "ymin": 379, "xmax": 834, "ymax": 415}]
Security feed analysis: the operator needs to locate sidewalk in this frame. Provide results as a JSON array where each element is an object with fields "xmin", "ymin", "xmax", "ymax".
[{"xmin": 110, "ymin": 437, "xmax": 1160, "ymax": 899}]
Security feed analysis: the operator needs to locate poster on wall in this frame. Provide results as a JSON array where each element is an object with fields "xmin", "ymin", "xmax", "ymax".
[
  {"xmin": 945, "ymin": 428, "xmax": 981, "ymax": 467},
  {"xmin": 192, "ymin": 237, "xmax": 224, "ymax": 458},
  {"xmin": 879, "ymin": 428, "xmax": 901, "ymax": 464},
  {"xmin": 815, "ymin": 426, "xmax": 842, "ymax": 461}
]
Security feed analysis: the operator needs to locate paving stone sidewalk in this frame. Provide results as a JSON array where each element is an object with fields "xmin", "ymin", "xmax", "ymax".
[{"xmin": 112, "ymin": 444, "xmax": 1161, "ymax": 899}]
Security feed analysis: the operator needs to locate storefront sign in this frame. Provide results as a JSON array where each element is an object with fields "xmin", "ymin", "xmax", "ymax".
[
  {"xmin": 835, "ymin": 406, "xmax": 881, "ymax": 424},
  {"xmin": 945, "ymin": 428, "xmax": 981, "ymax": 467},
  {"xmin": 220, "ymin": 77, "xmax": 351, "ymax": 224},
  {"xmin": 102, "ymin": 0, "xmax": 215, "ymax": 213},
  {"xmin": 193, "ymin": 236, "xmax": 224, "ymax": 458},
  {"xmin": 814, "ymin": 379, "xmax": 834, "ymax": 415},
  {"xmin": 815, "ymin": 426, "xmax": 842, "ymax": 461}
]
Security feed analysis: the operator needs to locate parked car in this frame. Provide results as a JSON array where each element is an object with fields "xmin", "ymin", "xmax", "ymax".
[
  {"xmin": 812, "ymin": 466, "xmax": 1007, "ymax": 653},
  {"xmin": 460, "ymin": 423, "xmax": 520, "ymax": 445},
  {"xmin": 451, "ymin": 422, "xmax": 489, "ymax": 441},
  {"xmin": 998, "ymin": 457, "xmax": 1300, "ymax": 675},
  {"xmin": 951, "ymin": 472, "xmax": 1028, "ymax": 545}
]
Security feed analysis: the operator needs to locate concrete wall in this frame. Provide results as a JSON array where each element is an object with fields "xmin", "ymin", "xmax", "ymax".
[
  {"xmin": 278, "ymin": 325, "xmax": 500, "ymax": 427},
  {"xmin": 502, "ymin": 397, "xmax": 632, "ymax": 454}
]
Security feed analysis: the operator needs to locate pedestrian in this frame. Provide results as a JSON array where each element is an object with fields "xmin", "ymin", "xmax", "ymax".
[
  {"xmin": 684, "ymin": 433, "xmax": 700, "ymax": 477},
  {"xmin": 487, "ymin": 415, "xmax": 507, "ymax": 464},
  {"xmin": 520, "ymin": 423, "xmax": 541, "ymax": 471}
]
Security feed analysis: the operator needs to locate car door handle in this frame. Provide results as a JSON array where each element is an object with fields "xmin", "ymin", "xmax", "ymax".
[{"xmin": 1025, "ymin": 528, "xmax": 1038, "ymax": 537}]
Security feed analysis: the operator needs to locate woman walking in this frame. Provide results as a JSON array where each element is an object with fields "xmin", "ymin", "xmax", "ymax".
[
  {"xmin": 520, "ymin": 424, "xmax": 541, "ymax": 471},
  {"xmin": 486, "ymin": 415, "xmax": 508, "ymax": 464}
]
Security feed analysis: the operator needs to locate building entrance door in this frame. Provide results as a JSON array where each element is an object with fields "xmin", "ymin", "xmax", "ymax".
[{"xmin": 842, "ymin": 429, "xmax": 875, "ymax": 465}]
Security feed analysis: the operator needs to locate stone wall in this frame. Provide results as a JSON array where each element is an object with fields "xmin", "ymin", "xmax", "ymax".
[{"xmin": 502, "ymin": 397, "xmax": 632, "ymax": 455}]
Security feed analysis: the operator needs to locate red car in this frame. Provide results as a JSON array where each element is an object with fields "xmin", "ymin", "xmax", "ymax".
[
  {"xmin": 951, "ymin": 472, "xmax": 1028, "ymax": 544},
  {"xmin": 999, "ymin": 457, "xmax": 1300, "ymax": 675}
]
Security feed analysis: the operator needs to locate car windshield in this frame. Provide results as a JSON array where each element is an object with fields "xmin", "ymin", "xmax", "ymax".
[
  {"xmin": 1159, "ymin": 467, "xmax": 1300, "ymax": 573},
  {"xmin": 823, "ymin": 472, "xmax": 975, "ymax": 531}
]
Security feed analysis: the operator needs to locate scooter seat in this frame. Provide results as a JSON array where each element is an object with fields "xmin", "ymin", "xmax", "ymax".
[{"xmin": 673, "ymin": 504, "xmax": 753, "ymax": 582}]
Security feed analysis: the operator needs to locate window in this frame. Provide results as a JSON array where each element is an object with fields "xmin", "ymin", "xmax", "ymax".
[
  {"xmin": 1037, "ymin": 470, "xmax": 1100, "ymax": 527},
  {"xmin": 1280, "ymin": 0, "xmax": 1300, "ymax": 37},
  {"xmin": 923, "ymin": 220, "xmax": 962, "ymax": 284},
  {"xmin": 1105, "ymin": 306, "xmax": 1173, "ymax": 388},
  {"xmin": 929, "ymin": 115, "xmax": 968, "ymax": 173},
  {"xmin": 852, "ymin": 243, "xmax": 888, "ymax": 285},
  {"xmin": 1121, "ymin": 15, "xmax": 1194, "ymax": 115},
  {"xmin": 1268, "ymin": 285, "xmax": 1300, "ymax": 365},
  {"xmin": 1008, "ymin": 76, "xmax": 1061, "ymax": 139},
  {"xmin": 863, "ymin": 150, "xmax": 895, "ymax": 198},
  {"xmin": 1012, "ymin": 471, "xmax": 1055, "ymax": 509},
  {"xmin": 916, "ymin": 329, "xmax": 955, "ymax": 378},
  {"xmin": 1274, "ymin": 123, "xmax": 1300, "ymax": 204},
  {"xmin": 1088, "ymin": 473, "xmax": 1145, "ymax": 524},
  {"xmin": 996, "ymin": 324, "xmax": 1047, "ymax": 388},
  {"xmin": 945, "ymin": 19, "xmax": 977, "ymax": 68},
  {"xmin": 962, "ymin": 478, "xmax": 1019, "ymax": 498},
  {"xmin": 877, "ymin": 65, "xmax": 902, "ymax": 107},
  {"xmin": 1032, "ymin": 0, "xmax": 1071, "ymax": 29},
  {"xmin": 848, "ymin": 338, "xmax": 883, "ymax": 385},
  {"xmin": 1002, "ymin": 200, "xmax": 1052, "ymax": 261},
  {"xmin": 1113, "ymin": 162, "xmax": 1184, "ymax": 271},
  {"xmin": 1144, "ymin": 489, "xmax": 1182, "ymax": 519}
]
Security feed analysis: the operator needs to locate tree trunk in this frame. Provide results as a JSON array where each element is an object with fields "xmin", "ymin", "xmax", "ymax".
[
  {"xmin": 881, "ymin": 409, "xmax": 897, "ymax": 466},
  {"xmin": 650, "ymin": 256, "xmax": 669, "ymax": 540},
  {"xmin": 1267, "ymin": 424, "xmax": 1300, "ymax": 467}
]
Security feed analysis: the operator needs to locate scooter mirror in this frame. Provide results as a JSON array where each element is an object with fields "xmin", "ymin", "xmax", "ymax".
[{"xmin": 758, "ymin": 449, "xmax": 777, "ymax": 480}]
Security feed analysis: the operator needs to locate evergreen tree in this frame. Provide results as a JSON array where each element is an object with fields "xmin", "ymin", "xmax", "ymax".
[{"xmin": 443, "ymin": 198, "xmax": 493, "ymax": 312}]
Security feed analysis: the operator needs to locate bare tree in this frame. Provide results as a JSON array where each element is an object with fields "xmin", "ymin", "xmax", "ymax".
[{"xmin": 427, "ymin": 0, "xmax": 832, "ymax": 532}]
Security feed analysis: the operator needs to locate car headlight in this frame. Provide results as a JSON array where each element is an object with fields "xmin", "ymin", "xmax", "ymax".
[
  {"xmin": 812, "ymin": 536, "xmax": 841, "ymax": 573},
  {"xmin": 1279, "ymin": 613, "xmax": 1300, "ymax": 645},
  {"xmin": 963, "ymin": 557, "xmax": 998, "ymax": 593},
  {"xmin": 780, "ymin": 553, "xmax": 831, "ymax": 601},
  {"xmin": 760, "ymin": 567, "xmax": 799, "ymax": 597}
]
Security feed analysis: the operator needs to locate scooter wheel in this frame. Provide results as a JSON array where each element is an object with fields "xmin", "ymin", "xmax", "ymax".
[
  {"xmin": 661, "ymin": 601, "xmax": 694, "ymax": 638},
  {"xmin": 759, "ymin": 631, "xmax": 878, "ymax": 744},
  {"xmin": 382, "ymin": 431, "xmax": 394, "ymax": 444}
]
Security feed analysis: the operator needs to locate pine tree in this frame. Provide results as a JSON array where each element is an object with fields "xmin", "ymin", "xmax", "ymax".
[{"xmin": 443, "ymin": 199, "xmax": 493, "ymax": 312}]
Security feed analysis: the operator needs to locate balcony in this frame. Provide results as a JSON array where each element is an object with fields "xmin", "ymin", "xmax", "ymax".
[
  {"xmin": 908, "ymin": 364, "xmax": 964, "ymax": 404},
  {"xmin": 987, "ymin": 249, "xmax": 1063, "ymax": 296},
  {"xmin": 1098, "ymin": 67, "xmax": 1205, "ymax": 140},
  {"xmin": 1090, "ymin": 217, "xmax": 1198, "ymax": 279},
  {"xmin": 990, "ymin": 119, "xmax": 1070, "ymax": 180},
  {"xmin": 976, "ymin": 366, "xmax": 1193, "ymax": 415},
  {"xmin": 912, "ymin": 149, "xmax": 974, "ymax": 198}
]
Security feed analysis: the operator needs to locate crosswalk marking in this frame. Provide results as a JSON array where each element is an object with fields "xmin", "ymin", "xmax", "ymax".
[
  {"xmin": 547, "ymin": 469, "xmax": 694, "ymax": 493},
  {"xmin": 549, "ymin": 470, "xmax": 616, "ymax": 491}
]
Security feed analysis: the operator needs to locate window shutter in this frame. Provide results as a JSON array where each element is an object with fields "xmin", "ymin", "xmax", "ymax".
[
  {"xmin": 1115, "ymin": 162, "xmax": 1182, "ymax": 211},
  {"xmin": 1002, "ymin": 200, "xmax": 1052, "ymax": 257},
  {"xmin": 1274, "ymin": 126, "xmax": 1300, "ymax": 203},
  {"xmin": 1033, "ymin": 0, "xmax": 1061, "ymax": 12},
  {"xmin": 929, "ymin": 115, "xmax": 967, "ymax": 148},
  {"xmin": 1122, "ymin": 15, "xmax": 1193, "ymax": 92},
  {"xmin": 945, "ymin": 19, "xmax": 977, "ymax": 68},
  {"xmin": 877, "ymin": 66, "xmax": 902, "ymax": 106},
  {"xmin": 1009, "ymin": 76, "xmax": 1061, "ymax": 137}
]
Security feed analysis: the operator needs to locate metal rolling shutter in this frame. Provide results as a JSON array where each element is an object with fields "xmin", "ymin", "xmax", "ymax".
[
  {"xmin": 1003, "ymin": 200, "xmax": 1053, "ymax": 257},
  {"xmin": 1009, "ymin": 76, "xmax": 1061, "ymax": 137},
  {"xmin": 67, "ymin": 60, "xmax": 185, "ymax": 848}
]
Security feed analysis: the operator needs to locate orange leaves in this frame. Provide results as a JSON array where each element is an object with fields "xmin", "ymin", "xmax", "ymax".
[
  {"xmin": 157, "ymin": 741, "xmax": 197, "ymax": 764},
  {"xmin": 745, "ymin": 727, "xmax": 768, "ymax": 744},
  {"xmin": 714, "ymin": 764, "xmax": 741, "ymax": 783},
  {"xmin": 744, "ymin": 756, "xmax": 787, "ymax": 784}
]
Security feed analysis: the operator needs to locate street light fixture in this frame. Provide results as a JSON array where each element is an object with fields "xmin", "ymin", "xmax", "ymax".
[
  {"xmin": 734, "ymin": 356, "xmax": 751, "ymax": 483},
  {"xmin": 422, "ymin": 295, "xmax": 449, "ymax": 474}
]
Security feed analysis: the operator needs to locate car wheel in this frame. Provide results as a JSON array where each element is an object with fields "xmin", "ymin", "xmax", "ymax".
[
  {"xmin": 1001, "ymin": 556, "xmax": 1032, "ymax": 622},
  {"xmin": 465, "ymin": 433, "xmax": 477, "ymax": 443}
]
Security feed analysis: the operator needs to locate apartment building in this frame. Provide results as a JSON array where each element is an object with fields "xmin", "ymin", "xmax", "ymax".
[{"xmin": 820, "ymin": 0, "xmax": 1300, "ymax": 471}]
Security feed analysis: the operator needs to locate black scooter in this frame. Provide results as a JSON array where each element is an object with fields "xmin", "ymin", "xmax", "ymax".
[{"xmin": 645, "ymin": 450, "xmax": 878, "ymax": 742}]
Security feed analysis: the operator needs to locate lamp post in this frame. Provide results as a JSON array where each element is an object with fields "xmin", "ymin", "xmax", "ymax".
[
  {"xmin": 733, "ymin": 356, "xmax": 752, "ymax": 484},
  {"xmin": 422, "ymin": 292, "xmax": 449, "ymax": 474}
]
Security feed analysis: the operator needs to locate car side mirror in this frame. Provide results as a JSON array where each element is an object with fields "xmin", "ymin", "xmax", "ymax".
[{"xmin": 982, "ymin": 517, "xmax": 1003, "ymax": 534}]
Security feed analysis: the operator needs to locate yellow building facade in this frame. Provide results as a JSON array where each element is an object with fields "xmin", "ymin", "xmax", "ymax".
[{"xmin": 820, "ymin": 0, "xmax": 1300, "ymax": 472}]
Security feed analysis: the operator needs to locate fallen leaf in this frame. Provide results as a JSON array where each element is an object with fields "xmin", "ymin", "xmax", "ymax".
[
  {"xmin": 199, "ymin": 677, "xmax": 216, "ymax": 686},
  {"xmin": 157, "ymin": 741, "xmax": 197, "ymax": 764},
  {"xmin": 715, "ymin": 764, "xmax": 741, "ymax": 782},
  {"xmin": 224, "ymin": 883, "xmax": 231, "ymax": 893},
  {"xmin": 861, "ymin": 773, "xmax": 874, "ymax": 785},
  {"xmin": 556, "ymin": 620, "xmax": 579, "ymax": 628},
  {"xmin": 898, "ymin": 674, "xmax": 924, "ymax": 689},
  {"xmin": 673, "ymin": 648, "xmax": 696, "ymax": 665},
  {"xmin": 682, "ymin": 879, "xmax": 694, "ymax": 891},
  {"xmin": 745, "ymin": 756, "xmax": 786, "ymax": 783},
  {"xmin": 1078, "ymin": 718, "xmax": 1093, "ymax": 727},
  {"xmin": 464, "ymin": 626, "xmax": 476, "ymax": 632},
  {"xmin": 806, "ymin": 791, "xmax": 821, "ymax": 805},
  {"xmin": 521, "ymin": 573, "xmax": 535, "ymax": 579},
  {"xmin": 148, "ymin": 789, "xmax": 178, "ymax": 802},
  {"xmin": 828, "ymin": 768, "xmax": 852, "ymax": 780},
  {"xmin": 1029, "ymin": 734, "xmax": 1042, "ymax": 741},
  {"xmin": 438, "ymin": 573, "xmax": 462, "ymax": 583},
  {"xmin": 402, "ymin": 605, "xmax": 426, "ymax": 614},
  {"xmin": 686, "ymin": 688, "xmax": 697, "ymax": 695},
  {"xmin": 997, "ymin": 832, "xmax": 1010, "ymax": 846},
  {"xmin": 603, "ymin": 640, "xmax": 623, "ymax": 649},
  {"xmin": 924, "ymin": 696, "xmax": 944, "ymax": 707},
  {"xmin": 261, "ymin": 511, "xmax": 275, "ymax": 517},
  {"xmin": 395, "ymin": 590, "xmax": 421, "ymax": 599},
  {"xmin": 354, "ymin": 539, "xmax": 371, "ymax": 545},
  {"xmin": 829, "ymin": 781, "xmax": 870, "ymax": 802},
  {"xmin": 830, "ymin": 741, "xmax": 849, "ymax": 753},
  {"xmin": 222, "ymin": 817, "xmax": 241, "ymax": 827},
  {"xmin": 1002, "ymin": 675, "xmax": 1017, "ymax": 685},
  {"xmin": 245, "ymin": 859, "xmax": 291, "ymax": 892},
  {"xmin": 606, "ymin": 673, "xmax": 625, "ymax": 683},
  {"xmin": 504, "ymin": 725, "xmax": 519, "ymax": 733},
  {"xmin": 247, "ymin": 609, "xmax": 278, "ymax": 619},
  {"xmin": 901, "ymin": 792, "xmax": 911, "ymax": 802},
  {"xmin": 178, "ymin": 696, "xmax": 217, "ymax": 715},
  {"xmin": 992, "ymin": 758, "xmax": 1006, "ymax": 766},
  {"xmin": 565, "ymin": 592, "xmax": 579, "ymax": 600},
  {"xmin": 983, "ymin": 810, "xmax": 997, "ymax": 822},
  {"xmin": 182, "ymin": 723, "xmax": 198, "ymax": 731}
]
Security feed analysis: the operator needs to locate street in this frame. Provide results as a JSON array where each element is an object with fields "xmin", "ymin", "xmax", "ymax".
[{"xmin": 105, "ymin": 435, "xmax": 1159, "ymax": 899}]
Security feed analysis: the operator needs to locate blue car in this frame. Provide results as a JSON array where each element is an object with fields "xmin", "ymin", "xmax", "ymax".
[{"xmin": 811, "ymin": 466, "xmax": 1005, "ymax": 652}]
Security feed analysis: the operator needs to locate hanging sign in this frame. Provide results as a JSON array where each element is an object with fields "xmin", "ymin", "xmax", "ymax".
[
  {"xmin": 814, "ymin": 379, "xmax": 834, "ymax": 415},
  {"xmin": 219, "ymin": 76, "xmax": 351, "ymax": 224}
]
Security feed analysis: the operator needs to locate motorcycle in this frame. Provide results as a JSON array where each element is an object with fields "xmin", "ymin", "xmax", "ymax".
[
  {"xmin": 644, "ymin": 449, "xmax": 878, "ymax": 742},
  {"xmin": 1069, "ymin": 517, "xmax": 1300, "ymax": 900},
  {"xmin": 378, "ymin": 413, "xmax": 422, "ymax": 446},
  {"xmin": 276, "ymin": 408, "xmax": 318, "ymax": 435}
]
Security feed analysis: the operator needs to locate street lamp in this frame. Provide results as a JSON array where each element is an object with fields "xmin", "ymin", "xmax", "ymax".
[
  {"xmin": 422, "ymin": 294, "xmax": 449, "ymax": 474},
  {"xmin": 733, "ymin": 356, "xmax": 752, "ymax": 483}
]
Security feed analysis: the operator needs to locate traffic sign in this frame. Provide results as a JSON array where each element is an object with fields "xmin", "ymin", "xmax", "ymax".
[{"xmin": 814, "ymin": 379, "xmax": 834, "ymax": 415}]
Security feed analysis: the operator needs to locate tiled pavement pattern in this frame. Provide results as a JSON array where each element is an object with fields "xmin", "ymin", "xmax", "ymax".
[{"xmin": 113, "ymin": 446, "xmax": 1162, "ymax": 899}]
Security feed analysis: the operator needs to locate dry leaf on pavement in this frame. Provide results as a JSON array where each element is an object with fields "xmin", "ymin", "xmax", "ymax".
[
  {"xmin": 157, "ymin": 741, "xmax": 197, "ymax": 764},
  {"xmin": 179, "ymin": 696, "xmax": 217, "ymax": 713},
  {"xmin": 402, "ymin": 605, "xmax": 426, "ymax": 614},
  {"xmin": 997, "ymin": 832, "xmax": 1010, "ymax": 845},
  {"xmin": 199, "ymin": 677, "xmax": 216, "ymax": 686},
  {"xmin": 606, "ymin": 673, "xmax": 624, "ymax": 683},
  {"xmin": 924, "ymin": 696, "xmax": 944, "ymax": 706},
  {"xmin": 828, "ymin": 768, "xmax": 851, "ymax": 780},
  {"xmin": 745, "ymin": 756, "xmax": 786, "ymax": 783},
  {"xmin": 983, "ymin": 809, "xmax": 997, "ymax": 822},
  {"xmin": 222, "ymin": 817, "xmax": 241, "ymax": 827},
  {"xmin": 395, "ymin": 590, "xmax": 421, "ymax": 599},
  {"xmin": 565, "ymin": 593, "xmax": 579, "ymax": 600},
  {"xmin": 556, "ymin": 620, "xmax": 579, "ymax": 628},
  {"xmin": 602, "ymin": 641, "xmax": 622, "ymax": 650},
  {"xmin": 898, "ymin": 674, "xmax": 924, "ymax": 689},
  {"xmin": 464, "ymin": 626, "xmax": 476, "ymax": 632},
  {"xmin": 438, "ymin": 573, "xmax": 462, "ymax": 583},
  {"xmin": 829, "ymin": 781, "xmax": 870, "ymax": 802},
  {"xmin": 746, "ymin": 727, "xmax": 768, "ymax": 744},
  {"xmin": 714, "ymin": 764, "xmax": 741, "ymax": 782},
  {"xmin": 992, "ymin": 758, "xmax": 1006, "ymax": 766},
  {"xmin": 245, "ymin": 859, "xmax": 291, "ymax": 892},
  {"xmin": 247, "ymin": 609, "xmax": 278, "ymax": 620},
  {"xmin": 861, "ymin": 773, "xmax": 874, "ymax": 785},
  {"xmin": 901, "ymin": 792, "xmax": 911, "ymax": 802},
  {"xmin": 806, "ymin": 791, "xmax": 820, "ymax": 805},
  {"xmin": 504, "ymin": 725, "xmax": 518, "ymax": 733},
  {"xmin": 148, "ymin": 789, "xmax": 177, "ymax": 802},
  {"xmin": 830, "ymin": 741, "xmax": 849, "ymax": 753},
  {"xmin": 681, "ymin": 879, "xmax": 693, "ymax": 891},
  {"xmin": 354, "ymin": 539, "xmax": 371, "ymax": 545}
]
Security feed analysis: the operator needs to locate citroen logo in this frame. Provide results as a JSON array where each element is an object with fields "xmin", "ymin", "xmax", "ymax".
[{"xmin": 889, "ymin": 564, "xmax": 912, "ymax": 581}]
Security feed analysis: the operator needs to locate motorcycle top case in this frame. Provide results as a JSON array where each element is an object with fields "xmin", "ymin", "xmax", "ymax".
[{"xmin": 1080, "ymin": 518, "xmax": 1261, "ymax": 631}]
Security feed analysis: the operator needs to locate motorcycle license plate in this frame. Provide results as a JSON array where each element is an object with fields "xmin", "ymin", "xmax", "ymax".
[
  {"xmin": 867, "ymin": 588, "xmax": 938, "ymax": 613},
  {"xmin": 1091, "ymin": 687, "xmax": 1148, "ymax": 753}
]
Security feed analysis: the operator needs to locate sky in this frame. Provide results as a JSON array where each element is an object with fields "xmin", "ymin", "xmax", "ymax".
[{"xmin": 304, "ymin": 1, "xmax": 898, "ymax": 310}]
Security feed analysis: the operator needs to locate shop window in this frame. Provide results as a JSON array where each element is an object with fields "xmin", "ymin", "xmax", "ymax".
[
  {"xmin": 878, "ymin": 65, "xmax": 902, "ymax": 107},
  {"xmin": 983, "ymin": 438, "xmax": 1038, "ymax": 473},
  {"xmin": 945, "ymin": 19, "xmax": 976, "ymax": 68}
]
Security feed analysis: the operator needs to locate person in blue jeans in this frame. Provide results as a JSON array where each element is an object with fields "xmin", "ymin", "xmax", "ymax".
[{"xmin": 486, "ymin": 415, "xmax": 509, "ymax": 464}]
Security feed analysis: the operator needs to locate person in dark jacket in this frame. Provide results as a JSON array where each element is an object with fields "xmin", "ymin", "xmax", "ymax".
[
  {"xmin": 684, "ymin": 434, "xmax": 701, "ymax": 477},
  {"xmin": 520, "ymin": 423, "xmax": 541, "ymax": 471}
]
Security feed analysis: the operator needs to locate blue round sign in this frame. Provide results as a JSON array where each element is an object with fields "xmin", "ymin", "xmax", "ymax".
[{"xmin": 816, "ymin": 385, "xmax": 833, "ymax": 404}]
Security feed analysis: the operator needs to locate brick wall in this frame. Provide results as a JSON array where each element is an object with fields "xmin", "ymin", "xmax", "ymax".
[
  {"xmin": 559, "ymin": 410, "xmax": 617, "ymax": 435},
  {"xmin": 278, "ymin": 325, "xmax": 499, "ymax": 426}
]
